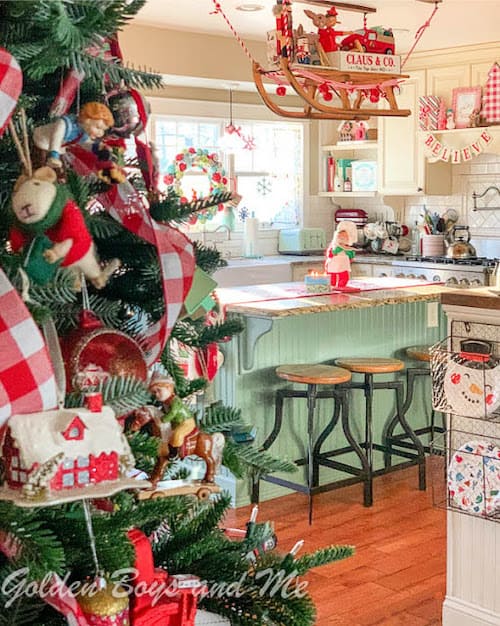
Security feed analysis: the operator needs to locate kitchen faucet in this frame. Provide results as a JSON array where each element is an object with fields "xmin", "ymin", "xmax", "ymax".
[{"xmin": 213, "ymin": 224, "xmax": 231, "ymax": 241}]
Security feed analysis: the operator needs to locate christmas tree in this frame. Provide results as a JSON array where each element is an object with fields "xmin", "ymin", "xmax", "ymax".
[{"xmin": 0, "ymin": 2, "xmax": 353, "ymax": 624}]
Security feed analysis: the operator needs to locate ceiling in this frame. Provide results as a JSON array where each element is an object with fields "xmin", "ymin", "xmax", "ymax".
[{"xmin": 132, "ymin": 0, "xmax": 500, "ymax": 54}]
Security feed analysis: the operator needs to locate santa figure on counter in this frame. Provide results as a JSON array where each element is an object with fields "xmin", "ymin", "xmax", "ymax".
[{"xmin": 325, "ymin": 220, "xmax": 358, "ymax": 288}]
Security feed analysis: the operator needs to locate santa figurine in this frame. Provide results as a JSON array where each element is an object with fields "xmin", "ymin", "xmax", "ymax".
[{"xmin": 325, "ymin": 220, "xmax": 358, "ymax": 288}]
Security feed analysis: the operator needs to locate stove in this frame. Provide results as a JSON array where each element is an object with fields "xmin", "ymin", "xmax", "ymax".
[{"xmin": 390, "ymin": 256, "xmax": 497, "ymax": 288}]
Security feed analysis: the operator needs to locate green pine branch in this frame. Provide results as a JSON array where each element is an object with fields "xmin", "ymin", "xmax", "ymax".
[
  {"xmin": 293, "ymin": 545, "xmax": 355, "ymax": 576},
  {"xmin": 65, "ymin": 375, "xmax": 150, "ymax": 414},
  {"xmin": 194, "ymin": 242, "xmax": 228, "ymax": 275},
  {"xmin": 127, "ymin": 430, "xmax": 160, "ymax": 475}
]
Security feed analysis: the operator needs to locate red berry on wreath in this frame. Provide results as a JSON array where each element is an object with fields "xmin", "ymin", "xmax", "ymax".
[
  {"xmin": 276, "ymin": 86, "xmax": 286, "ymax": 97},
  {"xmin": 212, "ymin": 172, "xmax": 221, "ymax": 183},
  {"xmin": 222, "ymin": 177, "xmax": 228, "ymax": 185},
  {"xmin": 189, "ymin": 146, "xmax": 196, "ymax": 153},
  {"xmin": 179, "ymin": 162, "xmax": 187, "ymax": 172},
  {"xmin": 181, "ymin": 196, "xmax": 188, "ymax": 204},
  {"xmin": 164, "ymin": 174, "xmax": 174, "ymax": 185}
]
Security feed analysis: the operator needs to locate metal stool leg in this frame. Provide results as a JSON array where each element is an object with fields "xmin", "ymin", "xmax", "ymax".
[
  {"xmin": 306, "ymin": 383, "xmax": 317, "ymax": 525},
  {"xmin": 384, "ymin": 368, "xmax": 418, "ymax": 468},
  {"xmin": 393, "ymin": 380, "xmax": 426, "ymax": 491},
  {"xmin": 338, "ymin": 387, "xmax": 372, "ymax": 507},
  {"xmin": 252, "ymin": 388, "xmax": 286, "ymax": 503},
  {"xmin": 312, "ymin": 391, "xmax": 342, "ymax": 487},
  {"xmin": 364, "ymin": 374, "xmax": 374, "ymax": 507}
]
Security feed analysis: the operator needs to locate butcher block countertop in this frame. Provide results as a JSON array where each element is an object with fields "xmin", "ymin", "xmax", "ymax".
[
  {"xmin": 217, "ymin": 277, "xmax": 451, "ymax": 318},
  {"xmin": 441, "ymin": 286, "xmax": 500, "ymax": 310}
]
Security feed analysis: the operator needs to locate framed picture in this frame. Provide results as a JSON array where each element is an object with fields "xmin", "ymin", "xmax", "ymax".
[{"xmin": 451, "ymin": 87, "xmax": 482, "ymax": 129}]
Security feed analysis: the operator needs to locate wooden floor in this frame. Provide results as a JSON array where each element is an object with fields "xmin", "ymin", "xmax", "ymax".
[{"xmin": 225, "ymin": 463, "xmax": 446, "ymax": 625}]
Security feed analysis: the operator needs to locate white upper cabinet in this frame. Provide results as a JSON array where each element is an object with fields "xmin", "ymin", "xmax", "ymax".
[{"xmin": 377, "ymin": 70, "xmax": 451, "ymax": 196}]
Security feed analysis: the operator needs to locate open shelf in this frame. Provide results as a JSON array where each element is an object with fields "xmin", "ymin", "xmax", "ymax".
[
  {"xmin": 319, "ymin": 191, "xmax": 377, "ymax": 198},
  {"xmin": 322, "ymin": 141, "xmax": 378, "ymax": 152}
]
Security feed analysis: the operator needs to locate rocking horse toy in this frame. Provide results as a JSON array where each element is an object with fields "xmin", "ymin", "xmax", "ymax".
[{"xmin": 129, "ymin": 375, "xmax": 225, "ymax": 485}]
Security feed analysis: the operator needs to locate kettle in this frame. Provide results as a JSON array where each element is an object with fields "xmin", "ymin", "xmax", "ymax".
[{"xmin": 445, "ymin": 225, "xmax": 476, "ymax": 259}]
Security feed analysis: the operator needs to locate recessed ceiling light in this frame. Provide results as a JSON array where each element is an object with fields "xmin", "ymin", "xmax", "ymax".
[{"xmin": 236, "ymin": 3, "xmax": 265, "ymax": 11}]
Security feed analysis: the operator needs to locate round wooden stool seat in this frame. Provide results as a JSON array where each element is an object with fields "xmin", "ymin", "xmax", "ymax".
[
  {"xmin": 406, "ymin": 345, "xmax": 431, "ymax": 363},
  {"xmin": 276, "ymin": 364, "xmax": 352, "ymax": 385},
  {"xmin": 335, "ymin": 357, "xmax": 405, "ymax": 375}
]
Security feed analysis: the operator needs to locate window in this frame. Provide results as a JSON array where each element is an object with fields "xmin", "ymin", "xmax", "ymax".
[{"xmin": 154, "ymin": 115, "xmax": 303, "ymax": 229}]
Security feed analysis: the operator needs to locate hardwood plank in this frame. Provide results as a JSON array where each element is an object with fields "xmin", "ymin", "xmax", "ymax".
[{"xmin": 225, "ymin": 465, "xmax": 446, "ymax": 625}]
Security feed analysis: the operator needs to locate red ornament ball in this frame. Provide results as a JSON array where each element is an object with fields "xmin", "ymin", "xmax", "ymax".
[
  {"xmin": 369, "ymin": 89, "xmax": 380, "ymax": 103},
  {"xmin": 323, "ymin": 91, "xmax": 333, "ymax": 102},
  {"xmin": 179, "ymin": 161, "xmax": 187, "ymax": 172},
  {"xmin": 212, "ymin": 172, "xmax": 221, "ymax": 183},
  {"xmin": 61, "ymin": 310, "xmax": 148, "ymax": 392},
  {"xmin": 276, "ymin": 86, "xmax": 286, "ymax": 97}
]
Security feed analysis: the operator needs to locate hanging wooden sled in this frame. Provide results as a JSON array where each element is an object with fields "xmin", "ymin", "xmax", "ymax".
[{"xmin": 253, "ymin": 58, "xmax": 410, "ymax": 120}]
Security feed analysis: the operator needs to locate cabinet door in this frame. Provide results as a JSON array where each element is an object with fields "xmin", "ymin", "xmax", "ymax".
[
  {"xmin": 378, "ymin": 71, "xmax": 425, "ymax": 195},
  {"xmin": 379, "ymin": 70, "xmax": 452, "ymax": 196},
  {"xmin": 426, "ymin": 65, "xmax": 471, "ymax": 98}
]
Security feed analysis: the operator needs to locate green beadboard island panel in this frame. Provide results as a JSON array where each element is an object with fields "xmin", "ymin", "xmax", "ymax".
[{"xmin": 215, "ymin": 280, "xmax": 450, "ymax": 506}]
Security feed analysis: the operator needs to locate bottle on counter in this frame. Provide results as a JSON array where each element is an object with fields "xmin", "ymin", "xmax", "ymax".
[{"xmin": 411, "ymin": 222, "xmax": 420, "ymax": 255}]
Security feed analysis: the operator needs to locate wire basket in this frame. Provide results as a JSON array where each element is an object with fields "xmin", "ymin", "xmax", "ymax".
[
  {"xmin": 430, "ymin": 334, "xmax": 500, "ymax": 422},
  {"xmin": 430, "ymin": 428, "xmax": 500, "ymax": 522}
]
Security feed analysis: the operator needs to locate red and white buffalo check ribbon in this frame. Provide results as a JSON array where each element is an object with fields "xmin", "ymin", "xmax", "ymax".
[
  {"xmin": 105, "ymin": 183, "xmax": 195, "ymax": 365},
  {"xmin": 65, "ymin": 144, "xmax": 195, "ymax": 364},
  {"xmin": 41, "ymin": 574, "xmax": 89, "ymax": 626},
  {"xmin": 0, "ymin": 46, "xmax": 22, "ymax": 137},
  {"xmin": 0, "ymin": 269, "xmax": 58, "ymax": 427}
]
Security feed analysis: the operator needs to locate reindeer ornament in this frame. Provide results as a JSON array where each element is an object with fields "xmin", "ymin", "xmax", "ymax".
[{"xmin": 8, "ymin": 113, "xmax": 120, "ymax": 288}]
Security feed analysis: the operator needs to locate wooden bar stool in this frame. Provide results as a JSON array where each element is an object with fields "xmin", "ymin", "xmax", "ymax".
[
  {"xmin": 251, "ymin": 363, "xmax": 367, "ymax": 524},
  {"xmin": 384, "ymin": 345, "xmax": 445, "ymax": 464},
  {"xmin": 335, "ymin": 357, "xmax": 426, "ymax": 506}
]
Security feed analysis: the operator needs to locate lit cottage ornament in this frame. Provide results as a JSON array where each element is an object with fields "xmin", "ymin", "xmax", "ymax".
[
  {"xmin": 164, "ymin": 148, "xmax": 229, "ymax": 224},
  {"xmin": 0, "ymin": 406, "xmax": 150, "ymax": 507}
]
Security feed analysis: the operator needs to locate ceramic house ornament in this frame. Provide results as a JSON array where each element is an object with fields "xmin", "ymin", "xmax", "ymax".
[
  {"xmin": 442, "ymin": 340, "xmax": 500, "ymax": 419},
  {"xmin": 0, "ymin": 405, "xmax": 150, "ymax": 507}
]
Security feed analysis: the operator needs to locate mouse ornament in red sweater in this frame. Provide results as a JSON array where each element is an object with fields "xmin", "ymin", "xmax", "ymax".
[{"xmin": 10, "ymin": 165, "xmax": 120, "ymax": 288}]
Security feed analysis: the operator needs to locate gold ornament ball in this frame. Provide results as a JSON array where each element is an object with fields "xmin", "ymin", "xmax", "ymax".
[{"xmin": 78, "ymin": 584, "xmax": 129, "ymax": 619}]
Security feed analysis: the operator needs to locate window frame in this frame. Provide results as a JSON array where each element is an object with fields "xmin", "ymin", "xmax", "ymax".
[{"xmin": 147, "ymin": 96, "xmax": 310, "ymax": 230}]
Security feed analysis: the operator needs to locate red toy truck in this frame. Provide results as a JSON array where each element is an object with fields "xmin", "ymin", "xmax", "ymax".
[{"xmin": 341, "ymin": 27, "xmax": 395, "ymax": 55}]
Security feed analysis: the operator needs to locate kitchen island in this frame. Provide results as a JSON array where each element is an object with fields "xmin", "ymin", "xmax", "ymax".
[
  {"xmin": 215, "ymin": 277, "xmax": 450, "ymax": 506},
  {"xmin": 438, "ymin": 288, "xmax": 500, "ymax": 626}
]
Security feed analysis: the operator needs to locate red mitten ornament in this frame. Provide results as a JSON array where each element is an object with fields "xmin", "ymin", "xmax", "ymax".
[{"xmin": 61, "ymin": 310, "xmax": 148, "ymax": 391}]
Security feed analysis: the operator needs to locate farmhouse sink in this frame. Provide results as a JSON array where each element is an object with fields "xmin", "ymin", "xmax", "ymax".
[
  {"xmin": 213, "ymin": 255, "xmax": 324, "ymax": 287},
  {"xmin": 213, "ymin": 257, "xmax": 292, "ymax": 287}
]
